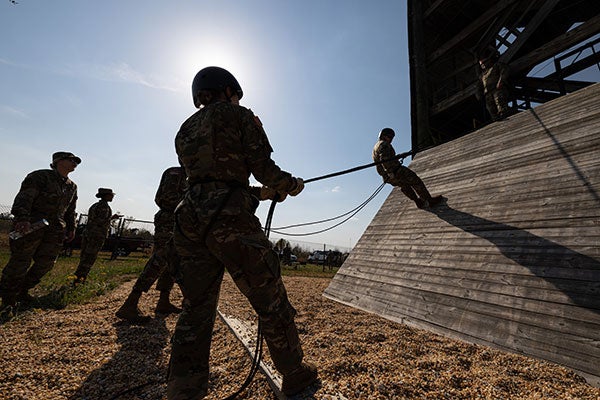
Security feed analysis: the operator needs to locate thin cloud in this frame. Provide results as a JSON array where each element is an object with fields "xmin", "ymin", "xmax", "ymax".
[
  {"xmin": 0, "ymin": 105, "xmax": 28, "ymax": 119},
  {"xmin": 81, "ymin": 62, "xmax": 182, "ymax": 92},
  {"xmin": 1, "ymin": 57, "xmax": 183, "ymax": 92}
]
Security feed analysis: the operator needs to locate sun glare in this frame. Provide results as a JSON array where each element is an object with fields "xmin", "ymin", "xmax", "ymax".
[{"xmin": 175, "ymin": 39, "xmax": 255, "ymax": 93}]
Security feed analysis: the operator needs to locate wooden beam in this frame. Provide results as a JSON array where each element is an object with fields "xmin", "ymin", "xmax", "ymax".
[
  {"xmin": 547, "ymin": 52, "xmax": 600, "ymax": 79},
  {"xmin": 428, "ymin": 0, "xmax": 519, "ymax": 62},
  {"xmin": 424, "ymin": 0, "xmax": 447, "ymax": 19},
  {"xmin": 409, "ymin": 0, "xmax": 433, "ymax": 151},
  {"xmin": 510, "ymin": 14, "xmax": 600, "ymax": 74},
  {"xmin": 430, "ymin": 82, "xmax": 478, "ymax": 115},
  {"xmin": 514, "ymin": 76, "xmax": 593, "ymax": 93},
  {"xmin": 500, "ymin": 0, "xmax": 562, "ymax": 63}
]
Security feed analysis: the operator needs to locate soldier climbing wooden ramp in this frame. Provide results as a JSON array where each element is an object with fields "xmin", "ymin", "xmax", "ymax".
[{"xmin": 324, "ymin": 82, "xmax": 600, "ymax": 385}]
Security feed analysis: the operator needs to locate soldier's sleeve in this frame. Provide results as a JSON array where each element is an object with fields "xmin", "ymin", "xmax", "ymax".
[
  {"xmin": 10, "ymin": 172, "xmax": 42, "ymax": 222},
  {"xmin": 155, "ymin": 168, "xmax": 184, "ymax": 210},
  {"xmin": 240, "ymin": 109, "xmax": 295, "ymax": 193},
  {"xmin": 99, "ymin": 202, "xmax": 111, "ymax": 221},
  {"xmin": 65, "ymin": 187, "xmax": 77, "ymax": 231},
  {"xmin": 248, "ymin": 186, "xmax": 262, "ymax": 199},
  {"xmin": 379, "ymin": 142, "xmax": 401, "ymax": 175}
]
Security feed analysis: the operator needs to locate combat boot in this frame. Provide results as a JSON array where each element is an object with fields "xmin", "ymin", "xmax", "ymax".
[
  {"xmin": 72, "ymin": 275, "xmax": 86, "ymax": 287},
  {"xmin": 414, "ymin": 198, "xmax": 427, "ymax": 209},
  {"xmin": 155, "ymin": 291, "xmax": 182, "ymax": 315},
  {"xmin": 1, "ymin": 295, "xmax": 16, "ymax": 309},
  {"xmin": 116, "ymin": 290, "xmax": 151, "ymax": 324},
  {"xmin": 281, "ymin": 362, "xmax": 318, "ymax": 396},
  {"xmin": 427, "ymin": 195, "xmax": 444, "ymax": 208},
  {"xmin": 16, "ymin": 290, "xmax": 34, "ymax": 305}
]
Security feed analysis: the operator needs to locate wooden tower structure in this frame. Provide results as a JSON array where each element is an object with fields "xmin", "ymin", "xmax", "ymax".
[{"xmin": 324, "ymin": 0, "xmax": 600, "ymax": 385}]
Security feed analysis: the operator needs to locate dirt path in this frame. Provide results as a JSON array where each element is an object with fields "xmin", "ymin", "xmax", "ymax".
[{"xmin": 1, "ymin": 276, "xmax": 598, "ymax": 399}]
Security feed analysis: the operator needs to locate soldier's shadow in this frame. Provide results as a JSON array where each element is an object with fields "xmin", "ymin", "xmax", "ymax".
[
  {"xmin": 426, "ymin": 202, "xmax": 600, "ymax": 313},
  {"xmin": 69, "ymin": 316, "xmax": 170, "ymax": 400}
]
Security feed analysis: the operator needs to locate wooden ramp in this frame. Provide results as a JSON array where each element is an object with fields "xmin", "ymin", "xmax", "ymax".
[{"xmin": 324, "ymin": 83, "xmax": 600, "ymax": 385}]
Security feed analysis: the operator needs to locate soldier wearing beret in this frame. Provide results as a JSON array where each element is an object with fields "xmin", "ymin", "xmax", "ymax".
[
  {"xmin": 73, "ymin": 188, "xmax": 120, "ymax": 284},
  {"xmin": 0, "ymin": 152, "xmax": 79, "ymax": 310}
]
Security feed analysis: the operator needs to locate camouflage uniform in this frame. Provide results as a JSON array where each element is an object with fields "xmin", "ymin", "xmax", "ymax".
[
  {"xmin": 0, "ymin": 169, "xmax": 77, "ymax": 300},
  {"xmin": 132, "ymin": 167, "xmax": 186, "ymax": 294},
  {"xmin": 168, "ymin": 101, "xmax": 304, "ymax": 399},
  {"xmin": 74, "ymin": 199, "xmax": 113, "ymax": 280},
  {"xmin": 480, "ymin": 61, "xmax": 510, "ymax": 120},
  {"xmin": 373, "ymin": 139, "xmax": 433, "ymax": 201}
]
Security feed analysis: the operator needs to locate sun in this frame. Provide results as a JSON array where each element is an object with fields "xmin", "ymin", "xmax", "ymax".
[{"xmin": 175, "ymin": 38, "xmax": 256, "ymax": 93}]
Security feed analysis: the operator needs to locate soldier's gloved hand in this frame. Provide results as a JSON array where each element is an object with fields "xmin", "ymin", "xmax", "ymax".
[
  {"xmin": 65, "ymin": 230, "xmax": 75, "ymax": 243},
  {"xmin": 14, "ymin": 221, "xmax": 31, "ymax": 233},
  {"xmin": 259, "ymin": 186, "xmax": 287, "ymax": 202},
  {"xmin": 288, "ymin": 177, "xmax": 304, "ymax": 196}
]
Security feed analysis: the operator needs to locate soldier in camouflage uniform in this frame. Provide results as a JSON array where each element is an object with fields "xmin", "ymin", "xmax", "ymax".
[
  {"xmin": 373, "ymin": 128, "xmax": 443, "ymax": 209},
  {"xmin": 73, "ymin": 188, "xmax": 120, "ymax": 284},
  {"xmin": 167, "ymin": 66, "xmax": 317, "ymax": 399},
  {"xmin": 0, "ymin": 152, "xmax": 80, "ymax": 309},
  {"xmin": 477, "ymin": 49, "xmax": 511, "ymax": 121},
  {"xmin": 116, "ymin": 166, "xmax": 187, "ymax": 323}
]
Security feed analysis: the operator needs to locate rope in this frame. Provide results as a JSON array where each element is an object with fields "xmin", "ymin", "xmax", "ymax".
[
  {"xmin": 108, "ymin": 149, "xmax": 411, "ymax": 400},
  {"xmin": 220, "ymin": 194, "xmax": 280, "ymax": 399},
  {"xmin": 303, "ymin": 149, "xmax": 413, "ymax": 184},
  {"xmin": 270, "ymin": 183, "xmax": 386, "ymax": 237}
]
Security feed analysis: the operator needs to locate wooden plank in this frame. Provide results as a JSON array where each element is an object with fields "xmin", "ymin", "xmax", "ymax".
[
  {"xmin": 324, "ymin": 282, "xmax": 600, "ymax": 376},
  {"xmin": 335, "ymin": 266, "xmax": 600, "ymax": 315},
  {"xmin": 327, "ymin": 82, "xmax": 600, "ymax": 385}
]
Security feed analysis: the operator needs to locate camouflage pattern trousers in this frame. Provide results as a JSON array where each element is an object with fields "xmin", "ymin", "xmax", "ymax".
[
  {"xmin": 0, "ymin": 224, "xmax": 64, "ymax": 298},
  {"xmin": 485, "ymin": 87, "xmax": 509, "ymax": 120},
  {"xmin": 167, "ymin": 186, "xmax": 304, "ymax": 400},
  {"xmin": 74, "ymin": 233, "xmax": 107, "ymax": 279},
  {"xmin": 132, "ymin": 210, "xmax": 176, "ymax": 293},
  {"xmin": 387, "ymin": 165, "xmax": 432, "ymax": 201}
]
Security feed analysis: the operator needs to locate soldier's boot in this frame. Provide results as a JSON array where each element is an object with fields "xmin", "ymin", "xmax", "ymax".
[
  {"xmin": 281, "ymin": 362, "xmax": 318, "ymax": 396},
  {"xmin": 72, "ymin": 275, "xmax": 86, "ymax": 287},
  {"xmin": 116, "ymin": 289, "xmax": 151, "ymax": 324},
  {"xmin": 155, "ymin": 290, "xmax": 182, "ymax": 315},
  {"xmin": 426, "ymin": 195, "xmax": 444, "ymax": 208},
  {"xmin": 16, "ymin": 290, "xmax": 34, "ymax": 305},
  {"xmin": 401, "ymin": 187, "xmax": 425, "ymax": 209},
  {"xmin": 1, "ymin": 295, "xmax": 16, "ymax": 309}
]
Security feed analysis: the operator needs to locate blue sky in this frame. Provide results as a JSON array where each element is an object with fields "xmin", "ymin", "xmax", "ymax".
[{"xmin": 0, "ymin": 1, "xmax": 411, "ymax": 250}]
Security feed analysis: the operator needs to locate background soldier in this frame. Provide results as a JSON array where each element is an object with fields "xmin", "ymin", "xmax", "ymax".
[
  {"xmin": 373, "ymin": 128, "xmax": 443, "ymax": 209},
  {"xmin": 73, "ymin": 188, "xmax": 120, "ymax": 284},
  {"xmin": 0, "ymin": 152, "xmax": 79, "ymax": 310},
  {"xmin": 477, "ymin": 48, "xmax": 511, "ymax": 121},
  {"xmin": 116, "ymin": 166, "xmax": 187, "ymax": 323},
  {"xmin": 168, "ymin": 66, "xmax": 317, "ymax": 399}
]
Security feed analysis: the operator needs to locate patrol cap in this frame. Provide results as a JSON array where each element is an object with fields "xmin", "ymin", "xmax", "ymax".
[
  {"xmin": 52, "ymin": 151, "xmax": 81, "ymax": 165},
  {"xmin": 96, "ymin": 188, "xmax": 115, "ymax": 198}
]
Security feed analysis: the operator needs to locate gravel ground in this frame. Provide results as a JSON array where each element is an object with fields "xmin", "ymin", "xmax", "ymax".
[{"xmin": 1, "ymin": 275, "xmax": 599, "ymax": 400}]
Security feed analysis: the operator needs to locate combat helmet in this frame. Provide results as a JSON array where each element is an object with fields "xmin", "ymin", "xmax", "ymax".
[
  {"xmin": 378, "ymin": 128, "xmax": 395, "ymax": 140},
  {"xmin": 192, "ymin": 66, "xmax": 243, "ymax": 108}
]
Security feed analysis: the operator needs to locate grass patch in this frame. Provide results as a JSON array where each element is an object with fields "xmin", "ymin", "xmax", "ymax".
[
  {"xmin": 281, "ymin": 263, "xmax": 339, "ymax": 278},
  {"xmin": 0, "ymin": 248, "xmax": 147, "ymax": 311},
  {"xmin": 0, "ymin": 245, "xmax": 339, "ymax": 313}
]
